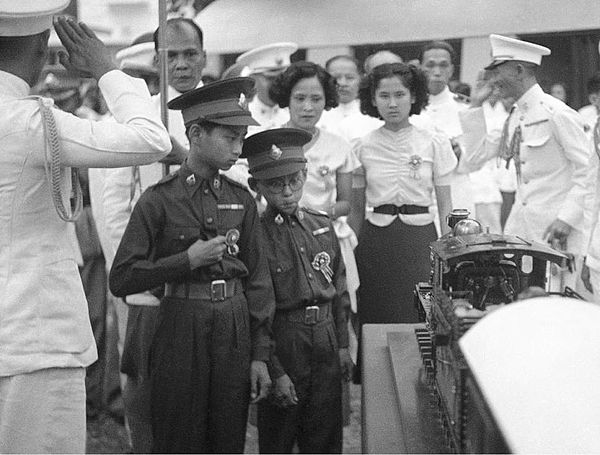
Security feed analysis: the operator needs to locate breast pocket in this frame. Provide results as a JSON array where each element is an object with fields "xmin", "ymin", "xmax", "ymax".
[
  {"xmin": 161, "ymin": 226, "xmax": 202, "ymax": 254},
  {"xmin": 217, "ymin": 208, "xmax": 245, "ymax": 235},
  {"xmin": 522, "ymin": 121, "xmax": 552, "ymax": 174}
]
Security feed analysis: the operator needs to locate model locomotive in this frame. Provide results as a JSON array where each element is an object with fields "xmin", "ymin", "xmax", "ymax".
[{"xmin": 414, "ymin": 210, "xmax": 571, "ymax": 453}]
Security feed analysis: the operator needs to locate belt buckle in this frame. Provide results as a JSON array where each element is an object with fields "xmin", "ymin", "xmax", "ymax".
[
  {"xmin": 211, "ymin": 280, "xmax": 226, "ymax": 302},
  {"xmin": 304, "ymin": 306, "xmax": 320, "ymax": 325}
]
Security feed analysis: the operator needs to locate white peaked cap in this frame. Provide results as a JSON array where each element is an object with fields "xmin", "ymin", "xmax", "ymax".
[
  {"xmin": 485, "ymin": 34, "xmax": 551, "ymax": 70},
  {"xmin": 116, "ymin": 42, "xmax": 157, "ymax": 74},
  {"xmin": 235, "ymin": 42, "xmax": 298, "ymax": 76},
  {"xmin": 0, "ymin": 0, "xmax": 69, "ymax": 36}
]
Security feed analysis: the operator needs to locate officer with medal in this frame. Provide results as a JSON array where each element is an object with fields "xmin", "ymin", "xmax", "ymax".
[
  {"xmin": 245, "ymin": 128, "xmax": 353, "ymax": 453},
  {"xmin": 109, "ymin": 77, "xmax": 275, "ymax": 453},
  {"xmin": 460, "ymin": 34, "xmax": 595, "ymax": 291}
]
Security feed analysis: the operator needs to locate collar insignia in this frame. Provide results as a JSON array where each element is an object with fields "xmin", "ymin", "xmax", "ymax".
[
  {"xmin": 269, "ymin": 144, "xmax": 283, "ymax": 160},
  {"xmin": 275, "ymin": 213, "xmax": 284, "ymax": 225},
  {"xmin": 186, "ymin": 174, "xmax": 196, "ymax": 186}
]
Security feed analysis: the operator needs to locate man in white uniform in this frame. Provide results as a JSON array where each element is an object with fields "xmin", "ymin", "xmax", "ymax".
[
  {"xmin": 578, "ymin": 71, "xmax": 600, "ymax": 137},
  {"xmin": 460, "ymin": 34, "xmax": 595, "ymax": 291},
  {"xmin": 0, "ymin": 4, "xmax": 170, "ymax": 453},
  {"xmin": 412, "ymin": 41, "xmax": 475, "ymax": 222}
]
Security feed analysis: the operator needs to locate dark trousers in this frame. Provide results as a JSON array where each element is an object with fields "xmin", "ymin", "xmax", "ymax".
[
  {"xmin": 257, "ymin": 315, "xmax": 342, "ymax": 454},
  {"xmin": 121, "ymin": 304, "xmax": 160, "ymax": 454},
  {"xmin": 150, "ymin": 294, "xmax": 251, "ymax": 454}
]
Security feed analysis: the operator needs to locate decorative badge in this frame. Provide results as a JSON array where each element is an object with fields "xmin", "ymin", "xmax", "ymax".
[
  {"xmin": 408, "ymin": 154, "xmax": 422, "ymax": 180},
  {"xmin": 269, "ymin": 144, "xmax": 283, "ymax": 160},
  {"xmin": 186, "ymin": 174, "xmax": 196, "ymax": 186},
  {"xmin": 225, "ymin": 228, "xmax": 240, "ymax": 256},
  {"xmin": 238, "ymin": 93, "xmax": 248, "ymax": 110},
  {"xmin": 213, "ymin": 176, "xmax": 221, "ymax": 189},
  {"xmin": 274, "ymin": 213, "xmax": 284, "ymax": 225},
  {"xmin": 312, "ymin": 251, "xmax": 333, "ymax": 283},
  {"xmin": 318, "ymin": 165, "xmax": 330, "ymax": 177}
]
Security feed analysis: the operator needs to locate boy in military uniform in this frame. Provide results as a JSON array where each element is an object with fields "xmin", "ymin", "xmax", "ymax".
[
  {"xmin": 244, "ymin": 128, "xmax": 354, "ymax": 453},
  {"xmin": 109, "ymin": 77, "xmax": 274, "ymax": 453}
]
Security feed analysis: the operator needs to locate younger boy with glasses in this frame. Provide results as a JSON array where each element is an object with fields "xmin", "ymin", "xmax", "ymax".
[{"xmin": 245, "ymin": 128, "xmax": 353, "ymax": 453}]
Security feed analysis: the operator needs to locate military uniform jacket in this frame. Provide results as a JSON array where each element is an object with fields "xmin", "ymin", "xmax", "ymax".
[
  {"xmin": 459, "ymin": 84, "xmax": 595, "ymax": 255},
  {"xmin": 260, "ymin": 206, "xmax": 349, "ymax": 377},
  {"xmin": 109, "ymin": 162, "xmax": 275, "ymax": 361},
  {"xmin": 0, "ymin": 69, "xmax": 170, "ymax": 376}
]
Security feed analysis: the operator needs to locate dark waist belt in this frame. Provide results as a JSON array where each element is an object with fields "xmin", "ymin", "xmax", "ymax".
[
  {"xmin": 373, "ymin": 204, "xmax": 429, "ymax": 215},
  {"xmin": 278, "ymin": 303, "xmax": 331, "ymax": 325},
  {"xmin": 164, "ymin": 279, "xmax": 239, "ymax": 302}
]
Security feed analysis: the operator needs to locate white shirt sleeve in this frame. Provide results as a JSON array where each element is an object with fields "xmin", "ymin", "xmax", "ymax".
[
  {"xmin": 458, "ymin": 107, "xmax": 502, "ymax": 173},
  {"xmin": 32, "ymin": 70, "xmax": 171, "ymax": 168}
]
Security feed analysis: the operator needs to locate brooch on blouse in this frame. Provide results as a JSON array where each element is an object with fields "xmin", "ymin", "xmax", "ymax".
[
  {"xmin": 408, "ymin": 154, "xmax": 422, "ymax": 180},
  {"xmin": 318, "ymin": 165, "xmax": 331, "ymax": 177}
]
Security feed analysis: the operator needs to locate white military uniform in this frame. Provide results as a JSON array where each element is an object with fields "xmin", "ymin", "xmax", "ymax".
[
  {"xmin": 318, "ymin": 99, "xmax": 382, "ymax": 145},
  {"xmin": 411, "ymin": 86, "xmax": 475, "ymax": 232},
  {"xmin": 460, "ymin": 84, "xmax": 595, "ymax": 285}
]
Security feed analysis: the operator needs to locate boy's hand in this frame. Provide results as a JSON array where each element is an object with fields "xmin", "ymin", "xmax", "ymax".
[
  {"xmin": 250, "ymin": 360, "xmax": 272, "ymax": 404},
  {"xmin": 54, "ymin": 16, "xmax": 116, "ymax": 80},
  {"xmin": 271, "ymin": 374, "xmax": 298, "ymax": 408},
  {"xmin": 339, "ymin": 348, "xmax": 354, "ymax": 382},
  {"xmin": 187, "ymin": 236, "xmax": 227, "ymax": 269}
]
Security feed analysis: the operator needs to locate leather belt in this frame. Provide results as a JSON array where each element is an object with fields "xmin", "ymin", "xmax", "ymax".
[
  {"xmin": 373, "ymin": 204, "xmax": 429, "ymax": 215},
  {"xmin": 279, "ymin": 303, "xmax": 331, "ymax": 325},
  {"xmin": 164, "ymin": 279, "xmax": 239, "ymax": 302}
]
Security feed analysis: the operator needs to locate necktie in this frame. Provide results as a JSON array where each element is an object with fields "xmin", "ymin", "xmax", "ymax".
[
  {"xmin": 497, "ymin": 106, "xmax": 522, "ymax": 182},
  {"xmin": 129, "ymin": 165, "xmax": 141, "ymax": 211}
]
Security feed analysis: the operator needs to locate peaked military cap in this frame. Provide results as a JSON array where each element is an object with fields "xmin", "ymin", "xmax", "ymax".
[
  {"xmin": 485, "ymin": 34, "xmax": 551, "ymax": 70},
  {"xmin": 0, "ymin": 0, "xmax": 69, "ymax": 36},
  {"xmin": 236, "ymin": 42, "xmax": 298, "ymax": 76},
  {"xmin": 168, "ymin": 77, "xmax": 259, "ymax": 126},
  {"xmin": 242, "ymin": 128, "xmax": 311, "ymax": 179}
]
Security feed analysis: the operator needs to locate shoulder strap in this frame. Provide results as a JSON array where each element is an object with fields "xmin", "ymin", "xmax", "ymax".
[{"xmin": 38, "ymin": 98, "xmax": 82, "ymax": 222}]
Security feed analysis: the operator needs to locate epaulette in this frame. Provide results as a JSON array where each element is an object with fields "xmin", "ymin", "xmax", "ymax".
[
  {"xmin": 302, "ymin": 206, "xmax": 330, "ymax": 218},
  {"xmin": 220, "ymin": 174, "xmax": 250, "ymax": 192},
  {"xmin": 540, "ymin": 100, "xmax": 555, "ymax": 114},
  {"xmin": 454, "ymin": 93, "xmax": 470, "ymax": 104},
  {"xmin": 151, "ymin": 171, "xmax": 178, "ymax": 188}
]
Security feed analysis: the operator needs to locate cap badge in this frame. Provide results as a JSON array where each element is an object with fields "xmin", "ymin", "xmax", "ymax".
[
  {"xmin": 186, "ymin": 174, "xmax": 196, "ymax": 186},
  {"xmin": 269, "ymin": 144, "xmax": 283, "ymax": 160},
  {"xmin": 238, "ymin": 93, "xmax": 248, "ymax": 110},
  {"xmin": 275, "ymin": 213, "xmax": 284, "ymax": 225},
  {"xmin": 213, "ymin": 176, "xmax": 221, "ymax": 189}
]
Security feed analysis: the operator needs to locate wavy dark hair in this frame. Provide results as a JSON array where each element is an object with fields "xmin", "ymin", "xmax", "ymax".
[
  {"xmin": 269, "ymin": 61, "xmax": 338, "ymax": 110},
  {"xmin": 359, "ymin": 62, "xmax": 429, "ymax": 119}
]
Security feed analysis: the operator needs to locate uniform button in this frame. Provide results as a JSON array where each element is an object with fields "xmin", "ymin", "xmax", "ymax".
[
  {"xmin": 521, "ymin": 161, "xmax": 526, "ymax": 165},
  {"xmin": 522, "ymin": 202, "xmax": 527, "ymax": 206},
  {"xmin": 523, "ymin": 179, "xmax": 529, "ymax": 184},
  {"xmin": 291, "ymin": 221, "xmax": 296, "ymax": 227},
  {"xmin": 276, "ymin": 267, "xmax": 282, "ymax": 273},
  {"xmin": 203, "ymin": 188, "xmax": 209, "ymax": 194},
  {"xmin": 300, "ymin": 246, "xmax": 305, "ymax": 252},
  {"xmin": 206, "ymin": 217, "xmax": 214, "ymax": 224},
  {"xmin": 308, "ymin": 273, "xmax": 313, "ymax": 279}
]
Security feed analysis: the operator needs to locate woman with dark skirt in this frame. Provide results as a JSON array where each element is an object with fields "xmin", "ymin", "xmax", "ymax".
[{"xmin": 349, "ymin": 63, "xmax": 456, "ymax": 326}]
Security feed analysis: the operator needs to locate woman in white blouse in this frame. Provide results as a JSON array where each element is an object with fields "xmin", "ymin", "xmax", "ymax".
[
  {"xmin": 349, "ymin": 62, "xmax": 456, "ymax": 324},
  {"xmin": 270, "ymin": 61, "xmax": 361, "ymax": 313}
]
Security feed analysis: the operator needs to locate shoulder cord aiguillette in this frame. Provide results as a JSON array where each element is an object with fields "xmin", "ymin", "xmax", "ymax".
[{"xmin": 38, "ymin": 98, "xmax": 83, "ymax": 222}]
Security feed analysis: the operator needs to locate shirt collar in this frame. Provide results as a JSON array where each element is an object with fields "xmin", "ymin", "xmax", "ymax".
[
  {"xmin": 0, "ymin": 70, "xmax": 31, "ymax": 98},
  {"xmin": 516, "ymin": 83, "xmax": 543, "ymax": 113},
  {"xmin": 253, "ymin": 96, "xmax": 278, "ymax": 115},
  {"xmin": 428, "ymin": 85, "xmax": 453, "ymax": 106},
  {"xmin": 336, "ymin": 99, "xmax": 360, "ymax": 116},
  {"xmin": 180, "ymin": 161, "xmax": 221, "ymax": 196},
  {"xmin": 265, "ymin": 205, "xmax": 307, "ymax": 227}
]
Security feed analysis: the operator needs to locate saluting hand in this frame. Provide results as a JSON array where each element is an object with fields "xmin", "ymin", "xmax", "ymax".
[
  {"xmin": 54, "ymin": 16, "xmax": 117, "ymax": 80},
  {"xmin": 187, "ymin": 236, "xmax": 227, "ymax": 269},
  {"xmin": 470, "ymin": 70, "xmax": 495, "ymax": 108}
]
